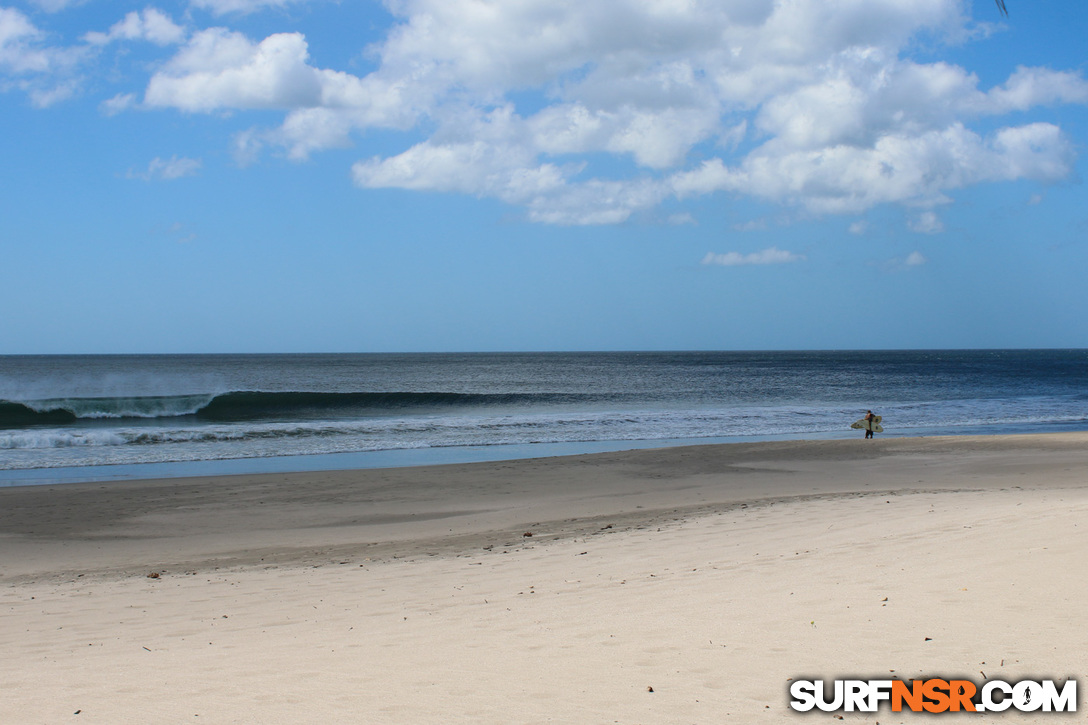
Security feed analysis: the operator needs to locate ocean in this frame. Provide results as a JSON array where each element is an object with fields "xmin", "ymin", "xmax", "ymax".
[{"xmin": 2, "ymin": 350, "xmax": 1087, "ymax": 485}]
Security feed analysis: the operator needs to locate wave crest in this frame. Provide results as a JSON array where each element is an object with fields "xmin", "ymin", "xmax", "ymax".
[{"xmin": 0, "ymin": 390, "xmax": 600, "ymax": 428}]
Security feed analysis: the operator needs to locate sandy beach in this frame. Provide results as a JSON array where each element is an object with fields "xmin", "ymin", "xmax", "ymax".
[{"xmin": 3, "ymin": 433, "xmax": 1088, "ymax": 723}]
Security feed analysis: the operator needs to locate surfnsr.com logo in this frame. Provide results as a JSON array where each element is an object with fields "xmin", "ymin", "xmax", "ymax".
[{"xmin": 789, "ymin": 678, "xmax": 1077, "ymax": 713}]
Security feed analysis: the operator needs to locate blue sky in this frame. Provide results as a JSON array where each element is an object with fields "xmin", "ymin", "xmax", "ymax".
[{"xmin": 2, "ymin": 0, "xmax": 1086, "ymax": 353}]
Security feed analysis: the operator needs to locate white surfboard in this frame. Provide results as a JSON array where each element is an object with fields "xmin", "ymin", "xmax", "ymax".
[{"xmin": 850, "ymin": 415, "xmax": 883, "ymax": 433}]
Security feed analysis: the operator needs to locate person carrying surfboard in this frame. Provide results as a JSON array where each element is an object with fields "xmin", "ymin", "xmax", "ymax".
[
  {"xmin": 848, "ymin": 409, "xmax": 883, "ymax": 431},
  {"xmin": 850, "ymin": 411, "xmax": 883, "ymax": 437}
]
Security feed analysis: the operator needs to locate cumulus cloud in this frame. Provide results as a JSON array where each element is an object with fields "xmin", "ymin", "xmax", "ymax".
[
  {"xmin": 28, "ymin": 0, "xmax": 1086, "ymax": 224},
  {"xmin": 701, "ymin": 247, "xmax": 805, "ymax": 267},
  {"xmin": 905, "ymin": 251, "xmax": 927, "ymax": 266},
  {"xmin": 339, "ymin": 0, "xmax": 1086, "ymax": 223},
  {"xmin": 671, "ymin": 121, "xmax": 1075, "ymax": 215},
  {"xmin": 983, "ymin": 66, "xmax": 1088, "ymax": 112},
  {"xmin": 84, "ymin": 9, "xmax": 185, "ymax": 47},
  {"xmin": 128, "ymin": 155, "xmax": 203, "ymax": 181},
  {"xmin": 145, "ymin": 29, "xmax": 322, "ymax": 111},
  {"xmin": 142, "ymin": 27, "xmax": 421, "ymax": 146}
]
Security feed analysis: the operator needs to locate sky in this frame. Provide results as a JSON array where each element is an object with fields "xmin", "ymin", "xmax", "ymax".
[{"xmin": 2, "ymin": 0, "xmax": 1087, "ymax": 353}]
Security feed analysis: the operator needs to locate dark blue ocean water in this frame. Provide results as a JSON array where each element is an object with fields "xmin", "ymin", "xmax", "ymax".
[{"xmin": 2, "ymin": 351, "xmax": 1087, "ymax": 484}]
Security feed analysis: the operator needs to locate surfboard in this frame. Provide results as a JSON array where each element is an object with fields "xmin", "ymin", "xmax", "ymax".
[{"xmin": 850, "ymin": 415, "xmax": 883, "ymax": 433}]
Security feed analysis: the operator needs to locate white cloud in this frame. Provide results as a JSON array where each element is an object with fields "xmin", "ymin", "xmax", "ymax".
[
  {"xmin": 701, "ymin": 247, "xmax": 804, "ymax": 267},
  {"xmin": 128, "ymin": 155, "xmax": 203, "ymax": 181},
  {"xmin": 117, "ymin": 0, "xmax": 1088, "ymax": 223},
  {"xmin": 84, "ymin": 9, "xmax": 185, "ymax": 47},
  {"xmin": 100, "ymin": 92, "xmax": 136, "ymax": 116},
  {"xmin": 0, "ymin": 7, "xmax": 88, "ymax": 102},
  {"xmin": 7, "ymin": 0, "xmax": 1080, "ymax": 226},
  {"xmin": 145, "ymin": 30, "xmax": 323, "ymax": 111},
  {"xmin": 529, "ymin": 103, "xmax": 722, "ymax": 170},
  {"xmin": 143, "ymin": 27, "xmax": 421, "ymax": 142},
  {"xmin": 1, "ymin": 7, "xmax": 56, "ymax": 74},
  {"xmin": 29, "ymin": 78, "xmax": 78, "ymax": 107},
  {"xmin": 909, "ymin": 211, "xmax": 944, "ymax": 234},
  {"xmin": 905, "ymin": 251, "xmax": 927, "ymax": 266},
  {"xmin": 352, "ymin": 123, "xmax": 668, "ymax": 225},
  {"xmin": 350, "ymin": 103, "xmax": 670, "ymax": 224},
  {"xmin": 848, "ymin": 220, "xmax": 868, "ymax": 235},
  {"xmin": 982, "ymin": 66, "xmax": 1088, "ymax": 113},
  {"xmin": 671, "ymin": 122, "xmax": 1074, "ymax": 215}
]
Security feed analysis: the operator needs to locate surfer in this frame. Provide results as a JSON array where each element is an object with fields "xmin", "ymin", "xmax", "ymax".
[{"xmin": 863, "ymin": 410, "xmax": 876, "ymax": 439}]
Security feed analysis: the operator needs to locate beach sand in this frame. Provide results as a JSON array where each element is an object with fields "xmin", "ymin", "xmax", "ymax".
[{"xmin": 3, "ymin": 433, "xmax": 1088, "ymax": 723}]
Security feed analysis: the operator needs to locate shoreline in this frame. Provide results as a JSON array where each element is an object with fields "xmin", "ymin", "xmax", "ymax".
[
  {"xmin": 5, "ymin": 432, "xmax": 1088, "ymax": 723},
  {"xmin": 6, "ymin": 419, "xmax": 1088, "ymax": 488}
]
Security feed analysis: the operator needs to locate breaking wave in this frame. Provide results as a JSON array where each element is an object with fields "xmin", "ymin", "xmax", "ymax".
[{"xmin": 0, "ymin": 390, "xmax": 603, "ymax": 428}]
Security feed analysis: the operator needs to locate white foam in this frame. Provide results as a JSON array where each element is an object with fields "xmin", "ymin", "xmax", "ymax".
[{"xmin": 0, "ymin": 430, "xmax": 128, "ymax": 449}]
